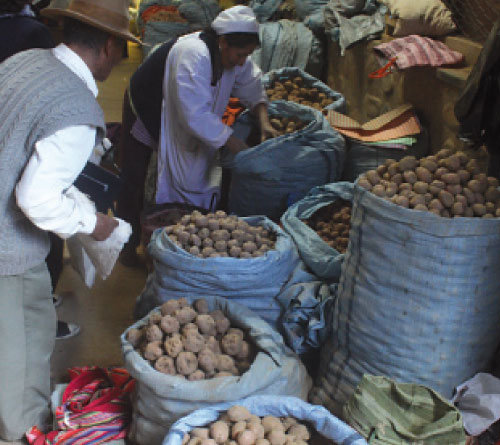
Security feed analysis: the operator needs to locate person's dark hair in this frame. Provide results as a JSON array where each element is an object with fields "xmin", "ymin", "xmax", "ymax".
[
  {"xmin": 204, "ymin": 27, "xmax": 260, "ymax": 48},
  {"xmin": 223, "ymin": 32, "xmax": 260, "ymax": 48},
  {"xmin": 0, "ymin": 0, "xmax": 28, "ymax": 14},
  {"xmin": 62, "ymin": 17, "xmax": 111, "ymax": 53}
]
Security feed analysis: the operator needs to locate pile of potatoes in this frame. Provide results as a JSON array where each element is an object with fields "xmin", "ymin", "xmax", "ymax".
[
  {"xmin": 269, "ymin": 116, "xmax": 307, "ymax": 136},
  {"xmin": 304, "ymin": 201, "xmax": 352, "ymax": 253},
  {"xmin": 358, "ymin": 149, "xmax": 500, "ymax": 218},
  {"xmin": 182, "ymin": 406, "xmax": 315, "ymax": 445},
  {"xmin": 270, "ymin": 0, "xmax": 297, "ymax": 21},
  {"xmin": 266, "ymin": 76, "xmax": 335, "ymax": 110},
  {"xmin": 164, "ymin": 210, "xmax": 276, "ymax": 258},
  {"xmin": 126, "ymin": 298, "xmax": 256, "ymax": 380}
]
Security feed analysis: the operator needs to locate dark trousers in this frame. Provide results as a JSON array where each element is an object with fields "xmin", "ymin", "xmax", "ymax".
[
  {"xmin": 46, "ymin": 232, "xmax": 63, "ymax": 292},
  {"xmin": 115, "ymin": 89, "xmax": 153, "ymax": 250}
]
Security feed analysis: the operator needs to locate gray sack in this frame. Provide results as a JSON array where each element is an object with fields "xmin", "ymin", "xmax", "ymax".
[
  {"xmin": 122, "ymin": 296, "xmax": 312, "ymax": 445},
  {"xmin": 310, "ymin": 183, "xmax": 500, "ymax": 416}
]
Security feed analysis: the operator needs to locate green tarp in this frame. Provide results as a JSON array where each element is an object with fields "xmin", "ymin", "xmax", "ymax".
[{"xmin": 343, "ymin": 375, "xmax": 466, "ymax": 445}]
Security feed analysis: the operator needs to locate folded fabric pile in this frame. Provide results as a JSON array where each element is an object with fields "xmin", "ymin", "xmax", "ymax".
[{"xmin": 325, "ymin": 103, "xmax": 421, "ymax": 150}]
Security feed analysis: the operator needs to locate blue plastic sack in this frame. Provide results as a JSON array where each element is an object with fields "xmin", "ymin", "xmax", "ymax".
[
  {"xmin": 163, "ymin": 395, "xmax": 368, "ymax": 445},
  {"xmin": 251, "ymin": 20, "xmax": 324, "ymax": 79},
  {"xmin": 142, "ymin": 21, "xmax": 191, "ymax": 58},
  {"xmin": 139, "ymin": 0, "xmax": 219, "ymax": 57},
  {"xmin": 310, "ymin": 183, "xmax": 500, "ymax": 416},
  {"xmin": 137, "ymin": 0, "xmax": 177, "ymax": 34},
  {"xmin": 295, "ymin": 0, "xmax": 327, "ymax": 23},
  {"xmin": 223, "ymin": 101, "xmax": 345, "ymax": 222},
  {"xmin": 341, "ymin": 128, "xmax": 429, "ymax": 181},
  {"xmin": 178, "ymin": 0, "xmax": 220, "ymax": 26},
  {"xmin": 134, "ymin": 216, "xmax": 301, "ymax": 327},
  {"xmin": 249, "ymin": 0, "xmax": 284, "ymax": 22},
  {"xmin": 123, "ymin": 297, "xmax": 312, "ymax": 445},
  {"xmin": 262, "ymin": 67, "xmax": 346, "ymax": 112},
  {"xmin": 277, "ymin": 277, "xmax": 337, "ymax": 355},
  {"xmin": 281, "ymin": 182, "xmax": 354, "ymax": 282}
]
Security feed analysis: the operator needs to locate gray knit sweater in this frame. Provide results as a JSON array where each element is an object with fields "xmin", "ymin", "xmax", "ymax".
[{"xmin": 0, "ymin": 49, "xmax": 105, "ymax": 275}]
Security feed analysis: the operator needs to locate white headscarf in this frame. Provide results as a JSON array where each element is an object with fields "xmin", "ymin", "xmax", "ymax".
[{"xmin": 211, "ymin": 5, "xmax": 259, "ymax": 35}]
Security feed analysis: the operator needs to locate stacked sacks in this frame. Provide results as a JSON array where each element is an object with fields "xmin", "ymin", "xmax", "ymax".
[
  {"xmin": 222, "ymin": 101, "xmax": 345, "ymax": 222},
  {"xmin": 122, "ymin": 297, "xmax": 312, "ymax": 445},
  {"xmin": 309, "ymin": 181, "xmax": 500, "ymax": 415}
]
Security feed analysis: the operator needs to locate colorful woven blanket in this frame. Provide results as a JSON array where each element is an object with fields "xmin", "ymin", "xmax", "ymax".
[{"xmin": 26, "ymin": 367, "xmax": 135, "ymax": 445}]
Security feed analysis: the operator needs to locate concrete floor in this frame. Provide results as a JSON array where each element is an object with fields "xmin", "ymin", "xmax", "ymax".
[{"xmin": 0, "ymin": 43, "xmax": 145, "ymax": 445}]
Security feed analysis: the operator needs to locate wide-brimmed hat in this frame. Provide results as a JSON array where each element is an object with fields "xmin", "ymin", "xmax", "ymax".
[{"xmin": 41, "ymin": 0, "xmax": 141, "ymax": 44}]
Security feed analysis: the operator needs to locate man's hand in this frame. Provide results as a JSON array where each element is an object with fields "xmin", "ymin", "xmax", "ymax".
[
  {"xmin": 260, "ymin": 121, "xmax": 280, "ymax": 142},
  {"xmin": 91, "ymin": 212, "xmax": 118, "ymax": 241},
  {"xmin": 225, "ymin": 135, "xmax": 249, "ymax": 155}
]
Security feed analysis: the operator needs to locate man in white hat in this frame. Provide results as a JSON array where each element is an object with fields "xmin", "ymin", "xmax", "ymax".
[
  {"xmin": 0, "ymin": 0, "xmax": 139, "ymax": 440},
  {"xmin": 117, "ymin": 5, "xmax": 278, "ymax": 264}
]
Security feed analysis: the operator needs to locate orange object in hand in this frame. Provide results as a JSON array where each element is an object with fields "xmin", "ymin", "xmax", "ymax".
[{"xmin": 222, "ymin": 98, "xmax": 245, "ymax": 126}]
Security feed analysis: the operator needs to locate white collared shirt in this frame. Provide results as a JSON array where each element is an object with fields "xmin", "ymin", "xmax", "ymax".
[{"xmin": 15, "ymin": 44, "xmax": 98, "ymax": 239}]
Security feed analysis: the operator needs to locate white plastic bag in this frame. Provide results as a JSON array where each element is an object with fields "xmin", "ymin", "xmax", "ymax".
[
  {"xmin": 66, "ymin": 189, "xmax": 132, "ymax": 286},
  {"xmin": 75, "ymin": 218, "xmax": 132, "ymax": 280},
  {"xmin": 66, "ymin": 237, "xmax": 96, "ymax": 288}
]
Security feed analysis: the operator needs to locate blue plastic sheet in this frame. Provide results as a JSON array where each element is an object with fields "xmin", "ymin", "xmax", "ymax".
[
  {"xmin": 163, "ymin": 395, "xmax": 368, "ymax": 445},
  {"xmin": 310, "ymin": 183, "xmax": 500, "ymax": 416},
  {"xmin": 223, "ymin": 101, "xmax": 345, "ymax": 222},
  {"xmin": 262, "ymin": 67, "xmax": 346, "ymax": 112}
]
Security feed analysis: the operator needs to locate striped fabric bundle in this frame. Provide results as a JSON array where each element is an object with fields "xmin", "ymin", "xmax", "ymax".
[
  {"xmin": 374, "ymin": 34, "xmax": 463, "ymax": 69},
  {"xmin": 26, "ymin": 367, "xmax": 135, "ymax": 445}
]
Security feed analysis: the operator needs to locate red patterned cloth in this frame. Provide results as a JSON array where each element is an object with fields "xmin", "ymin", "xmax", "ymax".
[
  {"xmin": 26, "ymin": 367, "xmax": 135, "ymax": 445},
  {"xmin": 374, "ymin": 35, "xmax": 463, "ymax": 70}
]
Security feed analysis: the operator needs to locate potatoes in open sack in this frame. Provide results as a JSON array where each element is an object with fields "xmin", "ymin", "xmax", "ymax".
[
  {"xmin": 198, "ymin": 407, "xmax": 315, "ymax": 445},
  {"xmin": 169, "ymin": 210, "xmax": 277, "ymax": 258},
  {"xmin": 129, "ymin": 297, "xmax": 257, "ymax": 380},
  {"xmin": 359, "ymin": 152, "xmax": 499, "ymax": 218},
  {"xmin": 304, "ymin": 200, "xmax": 352, "ymax": 253}
]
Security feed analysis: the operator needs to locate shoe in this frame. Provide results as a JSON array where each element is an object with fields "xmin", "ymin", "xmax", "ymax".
[
  {"xmin": 56, "ymin": 320, "xmax": 80, "ymax": 340},
  {"xmin": 52, "ymin": 294, "xmax": 63, "ymax": 308}
]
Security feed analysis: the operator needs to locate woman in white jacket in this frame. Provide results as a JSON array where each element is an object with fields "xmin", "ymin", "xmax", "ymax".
[{"xmin": 118, "ymin": 6, "xmax": 277, "ymax": 264}]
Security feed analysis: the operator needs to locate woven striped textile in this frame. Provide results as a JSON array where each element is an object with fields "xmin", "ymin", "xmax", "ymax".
[{"xmin": 26, "ymin": 367, "xmax": 135, "ymax": 445}]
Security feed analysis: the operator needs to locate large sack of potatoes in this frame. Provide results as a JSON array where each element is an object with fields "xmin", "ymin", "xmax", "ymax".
[
  {"xmin": 341, "ymin": 129, "xmax": 430, "ymax": 182},
  {"xmin": 134, "ymin": 214, "xmax": 310, "ymax": 327},
  {"xmin": 122, "ymin": 297, "xmax": 312, "ymax": 445},
  {"xmin": 281, "ymin": 182, "xmax": 354, "ymax": 282},
  {"xmin": 262, "ymin": 67, "xmax": 346, "ymax": 112},
  {"xmin": 163, "ymin": 395, "xmax": 368, "ymax": 445},
  {"xmin": 309, "ymin": 158, "xmax": 500, "ymax": 416},
  {"xmin": 222, "ymin": 101, "xmax": 345, "ymax": 222}
]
